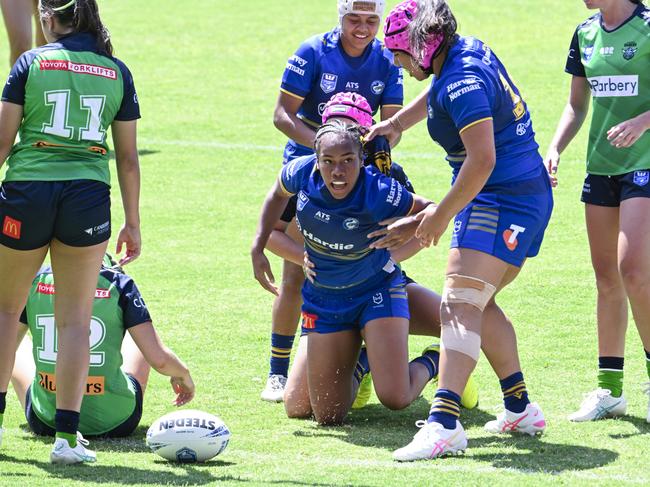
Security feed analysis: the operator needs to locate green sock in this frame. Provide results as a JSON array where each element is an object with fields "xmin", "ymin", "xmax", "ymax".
[
  {"xmin": 598, "ymin": 369, "xmax": 624, "ymax": 397},
  {"xmin": 0, "ymin": 412, "xmax": 4, "ymax": 428},
  {"xmin": 56, "ymin": 431, "xmax": 77, "ymax": 448}
]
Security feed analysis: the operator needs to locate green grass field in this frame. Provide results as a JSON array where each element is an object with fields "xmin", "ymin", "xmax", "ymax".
[{"xmin": 2, "ymin": 0, "xmax": 650, "ymax": 485}]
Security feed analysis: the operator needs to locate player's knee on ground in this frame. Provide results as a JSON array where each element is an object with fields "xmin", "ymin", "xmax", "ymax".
[
  {"xmin": 284, "ymin": 387, "xmax": 312, "ymax": 419},
  {"xmin": 375, "ymin": 390, "xmax": 411, "ymax": 411},
  {"xmin": 312, "ymin": 402, "xmax": 348, "ymax": 426}
]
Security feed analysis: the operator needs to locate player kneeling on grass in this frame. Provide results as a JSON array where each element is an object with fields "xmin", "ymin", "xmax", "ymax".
[
  {"xmin": 8, "ymin": 255, "xmax": 195, "ymax": 461},
  {"xmin": 252, "ymin": 120, "xmax": 445, "ymax": 426}
]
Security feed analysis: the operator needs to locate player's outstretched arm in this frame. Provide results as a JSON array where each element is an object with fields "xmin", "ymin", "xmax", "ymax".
[
  {"xmin": 266, "ymin": 230, "xmax": 304, "ymax": 266},
  {"xmin": 273, "ymin": 92, "xmax": 317, "ymax": 149},
  {"xmin": 128, "ymin": 322, "xmax": 195, "ymax": 406},
  {"xmin": 112, "ymin": 119, "xmax": 142, "ymax": 265}
]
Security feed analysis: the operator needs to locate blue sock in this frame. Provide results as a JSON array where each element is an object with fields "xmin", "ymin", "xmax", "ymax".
[
  {"xmin": 411, "ymin": 348, "xmax": 439, "ymax": 381},
  {"xmin": 354, "ymin": 347, "xmax": 370, "ymax": 385},
  {"xmin": 269, "ymin": 333, "xmax": 294, "ymax": 377},
  {"xmin": 427, "ymin": 389, "xmax": 461, "ymax": 429},
  {"xmin": 55, "ymin": 409, "xmax": 80, "ymax": 447},
  {"xmin": 500, "ymin": 372, "xmax": 530, "ymax": 413}
]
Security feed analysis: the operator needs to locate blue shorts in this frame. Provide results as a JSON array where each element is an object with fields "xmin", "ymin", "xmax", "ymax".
[
  {"xmin": 450, "ymin": 166, "xmax": 553, "ymax": 267},
  {"xmin": 581, "ymin": 170, "xmax": 650, "ymax": 207},
  {"xmin": 0, "ymin": 180, "xmax": 111, "ymax": 250},
  {"xmin": 301, "ymin": 270, "xmax": 410, "ymax": 334}
]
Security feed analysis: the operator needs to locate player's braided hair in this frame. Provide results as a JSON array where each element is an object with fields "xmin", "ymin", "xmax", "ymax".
[
  {"xmin": 39, "ymin": 0, "xmax": 113, "ymax": 56},
  {"xmin": 408, "ymin": 0, "xmax": 457, "ymax": 68},
  {"xmin": 314, "ymin": 120, "xmax": 364, "ymax": 160}
]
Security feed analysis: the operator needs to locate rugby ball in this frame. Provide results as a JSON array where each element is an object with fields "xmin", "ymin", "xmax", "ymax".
[{"xmin": 146, "ymin": 409, "xmax": 230, "ymax": 463}]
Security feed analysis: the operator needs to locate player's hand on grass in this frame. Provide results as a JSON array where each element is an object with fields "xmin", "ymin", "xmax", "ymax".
[
  {"xmin": 544, "ymin": 148, "xmax": 560, "ymax": 188},
  {"xmin": 368, "ymin": 215, "xmax": 419, "ymax": 251},
  {"xmin": 171, "ymin": 373, "xmax": 195, "ymax": 406},
  {"xmin": 251, "ymin": 248, "xmax": 278, "ymax": 296},
  {"xmin": 364, "ymin": 118, "xmax": 402, "ymax": 147},
  {"xmin": 414, "ymin": 205, "xmax": 450, "ymax": 247},
  {"xmin": 607, "ymin": 113, "xmax": 650, "ymax": 149},
  {"xmin": 303, "ymin": 251, "xmax": 316, "ymax": 284},
  {"xmin": 116, "ymin": 223, "xmax": 141, "ymax": 265}
]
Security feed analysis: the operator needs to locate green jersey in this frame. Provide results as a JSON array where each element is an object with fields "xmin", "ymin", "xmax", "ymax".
[
  {"xmin": 565, "ymin": 5, "xmax": 650, "ymax": 175},
  {"xmin": 1, "ymin": 33, "xmax": 140, "ymax": 185},
  {"xmin": 21, "ymin": 265, "xmax": 151, "ymax": 435}
]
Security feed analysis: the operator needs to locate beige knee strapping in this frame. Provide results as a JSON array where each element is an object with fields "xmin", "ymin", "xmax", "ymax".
[
  {"xmin": 440, "ymin": 323, "xmax": 481, "ymax": 361},
  {"xmin": 442, "ymin": 274, "xmax": 496, "ymax": 312}
]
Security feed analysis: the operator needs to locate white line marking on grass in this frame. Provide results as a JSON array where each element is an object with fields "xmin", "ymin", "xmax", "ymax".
[
  {"xmin": 141, "ymin": 138, "xmax": 435, "ymax": 160},
  {"xmin": 231, "ymin": 449, "xmax": 650, "ymax": 484}
]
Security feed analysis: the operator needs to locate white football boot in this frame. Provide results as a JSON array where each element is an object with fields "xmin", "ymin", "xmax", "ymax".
[
  {"xmin": 568, "ymin": 388, "xmax": 627, "ymax": 422},
  {"xmin": 260, "ymin": 374, "xmax": 287, "ymax": 402},
  {"xmin": 643, "ymin": 382, "xmax": 650, "ymax": 423},
  {"xmin": 50, "ymin": 433, "xmax": 97, "ymax": 464},
  {"xmin": 485, "ymin": 402, "xmax": 546, "ymax": 435},
  {"xmin": 393, "ymin": 420, "xmax": 467, "ymax": 462}
]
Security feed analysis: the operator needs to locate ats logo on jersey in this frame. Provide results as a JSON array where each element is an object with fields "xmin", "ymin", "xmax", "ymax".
[
  {"xmin": 320, "ymin": 73, "xmax": 338, "ymax": 94},
  {"xmin": 503, "ymin": 224, "xmax": 525, "ymax": 251},
  {"xmin": 2, "ymin": 216, "xmax": 21, "ymax": 239},
  {"xmin": 39, "ymin": 60, "xmax": 117, "ymax": 80},
  {"xmin": 301, "ymin": 312, "xmax": 318, "ymax": 330}
]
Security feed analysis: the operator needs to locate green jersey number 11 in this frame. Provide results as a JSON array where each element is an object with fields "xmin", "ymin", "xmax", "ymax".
[{"xmin": 42, "ymin": 89, "xmax": 107, "ymax": 143}]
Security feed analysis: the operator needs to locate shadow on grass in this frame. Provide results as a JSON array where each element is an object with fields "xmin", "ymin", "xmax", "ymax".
[
  {"xmin": 609, "ymin": 415, "xmax": 650, "ymax": 439},
  {"xmin": 293, "ymin": 403, "xmax": 619, "ymax": 474}
]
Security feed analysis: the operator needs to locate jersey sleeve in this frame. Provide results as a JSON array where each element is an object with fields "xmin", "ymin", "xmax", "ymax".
[
  {"xmin": 19, "ymin": 308, "xmax": 28, "ymax": 326},
  {"xmin": 279, "ymin": 155, "xmax": 314, "ymax": 195},
  {"xmin": 280, "ymin": 39, "xmax": 318, "ymax": 99},
  {"xmin": 116, "ymin": 274, "xmax": 151, "ymax": 329},
  {"xmin": 439, "ymin": 73, "xmax": 493, "ymax": 134},
  {"xmin": 565, "ymin": 29, "xmax": 586, "ymax": 77},
  {"xmin": 113, "ymin": 59, "xmax": 141, "ymax": 121},
  {"xmin": 389, "ymin": 162, "xmax": 415, "ymax": 193},
  {"xmin": 364, "ymin": 135, "xmax": 393, "ymax": 176},
  {"xmin": 1, "ymin": 51, "xmax": 35, "ymax": 105},
  {"xmin": 369, "ymin": 171, "xmax": 415, "ymax": 221},
  {"xmin": 380, "ymin": 64, "xmax": 404, "ymax": 107}
]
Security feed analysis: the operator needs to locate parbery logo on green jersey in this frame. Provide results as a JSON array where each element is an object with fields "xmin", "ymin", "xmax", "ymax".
[{"xmin": 587, "ymin": 75, "xmax": 638, "ymax": 97}]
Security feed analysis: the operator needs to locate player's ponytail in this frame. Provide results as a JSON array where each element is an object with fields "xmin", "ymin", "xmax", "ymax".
[
  {"xmin": 314, "ymin": 120, "xmax": 364, "ymax": 161},
  {"xmin": 409, "ymin": 0, "xmax": 457, "ymax": 65},
  {"xmin": 39, "ymin": 0, "xmax": 114, "ymax": 56}
]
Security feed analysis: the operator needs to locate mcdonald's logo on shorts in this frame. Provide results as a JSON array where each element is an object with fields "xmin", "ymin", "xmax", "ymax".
[{"xmin": 2, "ymin": 216, "xmax": 21, "ymax": 239}]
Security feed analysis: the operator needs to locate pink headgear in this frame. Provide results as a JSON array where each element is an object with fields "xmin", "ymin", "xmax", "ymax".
[
  {"xmin": 383, "ymin": 0, "xmax": 445, "ymax": 73},
  {"xmin": 322, "ymin": 92, "xmax": 373, "ymax": 128}
]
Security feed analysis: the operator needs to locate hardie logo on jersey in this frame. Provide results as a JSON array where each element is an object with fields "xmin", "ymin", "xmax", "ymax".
[
  {"xmin": 371, "ymin": 80, "xmax": 385, "ymax": 95},
  {"xmin": 622, "ymin": 41, "xmax": 638, "ymax": 60},
  {"xmin": 582, "ymin": 45, "xmax": 594, "ymax": 62},
  {"xmin": 297, "ymin": 192, "xmax": 309, "ymax": 211},
  {"xmin": 320, "ymin": 73, "xmax": 338, "ymax": 94},
  {"xmin": 503, "ymin": 224, "xmax": 525, "ymax": 251},
  {"xmin": 343, "ymin": 218, "xmax": 359, "ymax": 230},
  {"xmin": 633, "ymin": 171, "xmax": 649, "ymax": 187}
]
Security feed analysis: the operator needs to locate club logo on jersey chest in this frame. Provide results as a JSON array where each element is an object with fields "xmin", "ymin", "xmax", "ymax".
[
  {"xmin": 320, "ymin": 73, "xmax": 338, "ymax": 94},
  {"xmin": 371, "ymin": 80, "xmax": 385, "ymax": 95},
  {"xmin": 343, "ymin": 218, "xmax": 359, "ymax": 230},
  {"xmin": 622, "ymin": 41, "xmax": 637, "ymax": 60}
]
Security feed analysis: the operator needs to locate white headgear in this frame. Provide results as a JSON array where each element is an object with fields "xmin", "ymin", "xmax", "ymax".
[{"xmin": 338, "ymin": 0, "xmax": 386, "ymax": 25}]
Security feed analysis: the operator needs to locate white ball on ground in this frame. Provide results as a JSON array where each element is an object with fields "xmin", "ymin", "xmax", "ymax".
[{"xmin": 146, "ymin": 409, "xmax": 230, "ymax": 463}]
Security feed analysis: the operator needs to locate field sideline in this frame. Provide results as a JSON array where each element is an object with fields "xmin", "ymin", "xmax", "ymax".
[{"xmin": 1, "ymin": 0, "xmax": 650, "ymax": 485}]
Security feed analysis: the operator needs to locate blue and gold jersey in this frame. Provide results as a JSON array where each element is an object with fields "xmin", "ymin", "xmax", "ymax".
[
  {"xmin": 426, "ymin": 36, "xmax": 542, "ymax": 185},
  {"xmin": 280, "ymin": 28, "xmax": 403, "ymax": 162},
  {"xmin": 279, "ymin": 156, "xmax": 414, "ymax": 291}
]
